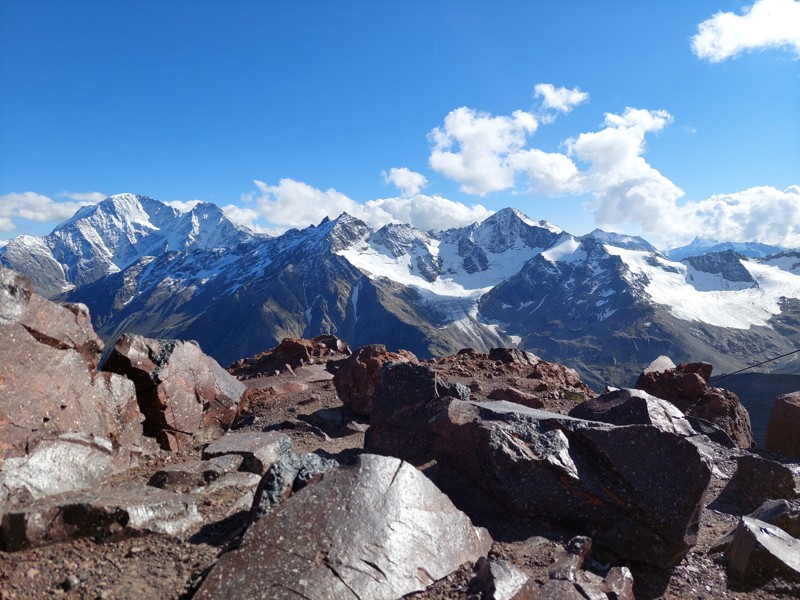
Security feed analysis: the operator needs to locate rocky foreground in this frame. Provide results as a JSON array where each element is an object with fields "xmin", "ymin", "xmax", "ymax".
[{"xmin": 2, "ymin": 266, "xmax": 800, "ymax": 599}]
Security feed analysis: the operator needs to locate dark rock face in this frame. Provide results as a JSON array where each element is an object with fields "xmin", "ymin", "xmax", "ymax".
[
  {"xmin": 765, "ymin": 392, "xmax": 800, "ymax": 457},
  {"xmin": 431, "ymin": 400, "xmax": 711, "ymax": 568},
  {"xmin": 194, "ymin": 454, "xmax": 492, "ymax": 600},
  {"xmin": 364, "ymin": 361, "xmax": 454, "ymax": 465},
  {"xmin": 0, "ymin": 268, "xmax": 143, "ymax": 492},
  {"xmin": 718, "ymin": 454, "xmax": 800, "ymax": 513},
  {"xmin": 332, "ymin": 344, "xmax": 417, "ymax": 417},
  {"xmin": 568, "ymin": 388, "xmax": 695, "ymax": 437},
  {"xmin": 0, "ymin": 484, "xmax": 201, "ymax": 551},
  {"xmin": 227, "ymin": 335, "xmax": 351, "ymax": 379},
  {"xmin": 103, "ymin": 334, "xmax": 246, "ymax": 451},
  {"xmin": 726, "ymin": 516, "xmax": 800, "ymax": 584},
  {"xmin": 635, "ymin": 357, "xmax": 753, "ymax": 448}
]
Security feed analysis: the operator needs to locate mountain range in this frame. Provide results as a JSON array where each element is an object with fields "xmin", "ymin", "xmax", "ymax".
[{"xmin": 3, "ymin": 193, "xmax": 800, "ymax": 389}]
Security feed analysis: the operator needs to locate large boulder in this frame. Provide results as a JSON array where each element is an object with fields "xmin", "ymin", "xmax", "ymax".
[
  {"xmin": 1, "ymin": 483, "xmax": 201, "ymax": 551},
  {"xmin": 0, "ymin": 268, "xmax": 143, "ymax": 485},
  {"xmin": 104, "ymin": 334, "xmax": 246, "ymax": 451},
  {"xmin": 726, "ymin": 516, "xmax": 800, "ymax": 584},
  {"xmin": 332, "ymin": 344, "xmax": 417, "ymax": 417},
  {"xmin": 717, "ymin": 454, "xmax": 800, "ymax": 513},
  {"xmin": 194, "ymin": 454, "xmax": 492, "ymax": 599},
  {"xmin": 364, "ymin": 361, "xmax": 463, "ymax": 465},
  {"xmin": 431, "ymin": 400, "xmax": 712, "ymax": 568},
  {"xmin": 635, "ymin": 357, "xmax": 753, "ymax": 448},
  {"xmin": 765, "ymin": 392, "xmax": 800, "ymax": 457}
]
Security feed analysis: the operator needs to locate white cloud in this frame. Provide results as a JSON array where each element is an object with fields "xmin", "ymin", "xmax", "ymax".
[
  {"xmin": 0, "ymin": 192, "xmax": 96, "ymax": 232},
  {"xmin": 247, "ymin": 178, "xmax": 491, "ymax": 234},
  {"xmin": 534, "ymin": 83, "xmax": 588, "ymax": 114},
  {"xmin": 668, "ymin": 186, "xmax": 800, "ymax": 248},
  {"xmin": 166, "ymin": 200, "xmax": 203, "ymax": 213},
  {"xmin": 382, "ymin": 167, "xmax": 427, "ymax": 197},
  {"xmin": 58, "ymin": 191, "xmax": 107, "ymax": 203},
  {"xmin": 692, "ymin": 0, "xmax": 800, "ymax": 62},
  {"xmin": 428, "ymin": 106, "xmax": 538, "ymax": 195}
]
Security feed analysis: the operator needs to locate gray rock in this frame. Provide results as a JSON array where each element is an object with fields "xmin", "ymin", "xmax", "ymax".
[
  {"xmin": 470, "ymin": 557, "xmax": 528, "ymax": 600},
  {"xmin": 251, "ymin": 451, "xmax": 339, "ymax": 519},
  {"xmin": 548, "ymin": 536, "xmax": 592, "ymax": 582},
  {"xmin": 202, "ymin": 431, "xmax": 291, "ymax": 475},
  {"xmin": 0, "ymin": 433, "xmax": 137, "ymax": 504},
  {"xmin": 1, "ymin": 484, "xmax": 201, "ymax": 551},
  {"xmin": 711, "ymin": 499, "xmax": 800, "ymax": 553},
  {"xmin": 726, "ymin": 516, "xmax": 800, "ymax": 584},
  {"xmin": 718, "ymin": 454, "xmax": 800, "ymax": 513},
  {"xmin": 431, "ymin": 400, "xmax": 711, "ymax": 568},
  {"xmin": 195, "ymin": 454, "xmax": 492, "ymax": 600}
]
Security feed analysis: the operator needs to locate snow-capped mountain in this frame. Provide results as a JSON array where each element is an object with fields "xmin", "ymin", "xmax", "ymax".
[
  {"xmin": 0, "ymin": 193, "xmax": 257, "ymax": 296},
  {"xmin": 4, "ymin": 196, "xmax": 800, "ymax": 388},
  {"xmin": 667, "ymin": 237, "xmax": 784, "ymax": 261}
]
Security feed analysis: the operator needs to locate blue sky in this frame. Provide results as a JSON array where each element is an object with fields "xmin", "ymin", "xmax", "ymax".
[{"xmin": 1, "ymin": 0, "xmax": 798, "ymax": 249}]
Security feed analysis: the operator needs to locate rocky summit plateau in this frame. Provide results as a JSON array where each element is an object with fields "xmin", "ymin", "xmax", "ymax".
[{"xmin": 4, "ymin": 265, "xmax": 800, "ymax": 599}]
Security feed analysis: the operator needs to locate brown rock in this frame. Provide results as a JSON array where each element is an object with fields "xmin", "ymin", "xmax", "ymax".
[
  {"xmin": 0, "ymin": 268, "xmax": 144, "ymax": 467},
  {"xmin": 195, "ymin": 454, "xmax": 492, "ymax": 600},
  {"xmin": 104, "ymin": 334, "xmax": 246, "ymax": 451},
  {"xmin": 227, "ymin": 335, "xmax": 351, "ymax": 379},
  {"xmin": 487, "ymin": 386, "xmax": 544, "ymax": 409},
  {"xmin": 332, "ymin": 344, "xmax": 417, "ymax": 417},
  {"xmin": 765, "ymin": 392, "xmax": 800, "ymax": 457},
  {"xmin": 526, "ymin": 360, "xmax": 594, "ymax": 399}
]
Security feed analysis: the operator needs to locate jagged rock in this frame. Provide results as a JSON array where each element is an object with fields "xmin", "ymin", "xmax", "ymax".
[
  {"xmin": 487, "ymin": 386, "xmax": 544, "ymax": 409},
  {"xmin": 332, "ymin": 344, "xmax": 417, "ymax": 417},
  {"xmin": 711, "ymin": 499, "xmax": 800, "ymax": 553},
  {"xmin": 469, "ymin": 557, "xmax": 529, "ymax": 600},
  {"xmin": 0, "ymin": 268, "xmax": 144, "ymax": 463},
  {"xmin": 194, "ymin": 454, "xmax": 492, "ymax": 600},
  {"xmin": 103, "ymin": 334, "xmax": 246, "ymax": 451},
  {"xmin": 227, "ymin": 335, "xmax": 351, "ymax": 379},
  {"xmin": 431, "ymin": 400, "xmax": 711, "ymax": 568},
  {"xmin": 766, "ymin": 392, "xmax": 800, "ymax": 458},
  {"xmin": 726, "ymin": 516, "xmax": 800, "ymax": 584},
  {"xmin": 568, "ymin": 388, "xmax": 696, "ymax": 437},
  {"xmin": 0, "ymin": 434, "xmax": 137, "ymax": 504},
  {"xmin": 634, "ymin": 357, "xmax": 753, "ymax": 448},
  {"xmin": 0, "ymin": 484, "xmax": 201, "ymax": 551},
  {"xmin": 251, "ymin": 451, "xmax": 339, "ymax": 519},
  {"xmin": 717, "ymin": 454, "xmax": 800, "ymax": 512},
  {"xmin": 364, "ymin": 361, "xmax": 451, "ymax": 465},
  {"xmin": 147, "ymin": 455, "xmax": 243, "ymax": 491},
  {"xmin": 547, "ymin": 536, "xmax": 592, "ymax": 582},
  {"xmin": 526, "ymin": 359, "xmax": 592, "ymax": 395},
  {"xmin": 488, "ymin": 348, "xmax": 539, "ymax": 366},
  {"xmin": 202, "ymin": 431, "xmax": 291, "ymax": 475}
]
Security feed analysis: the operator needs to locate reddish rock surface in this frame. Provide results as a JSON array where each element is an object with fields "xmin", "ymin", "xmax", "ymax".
[
  {"xmin": 104, "ymin": 334, "xmax": 246, "ymax": 451},
  {"xmin": 332, "ymin": 343, "xmax": 418, "ymax": 417},
  {"xmin": 0, "ymin": 268, "xmax": 144, "ymax": 467},
  {"xmin": 227, "ymin": 335, "xmax": 351, "ymax": 379},
  {"xmin": 635, "ymin": 357, "xmax": 753, "ymax": 448},
  {"xmin": 765, "ymin": 392, "xmax": 800, "ymax": 457}
]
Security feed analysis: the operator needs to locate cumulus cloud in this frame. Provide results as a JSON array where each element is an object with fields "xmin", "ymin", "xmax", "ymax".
[
  {"xmin": 667, "ymin": 186, "xmax": 800, "ymax": 248},
  {"xmin": 382, "ymin": 167, "xmax": 427, "ymax": 197},
  {"xmin": 58, "ymin": 191, "xmax": 107, "ymax": 203},
  {"xmin": 692, "ymin": 0, "xmax": 800, "ymax": 62},
  {"xmin": 247, "ymin": 178, "xmax": 491, "ymax": 234},
  {"xmin": 534, "ymin": 83, "xmax": 588, "ymax": 120},
  {"xmin": 0, "ymin": 192, "xmax": 96, "ymax": 232},
  {"xmin": 428, "ymin": 106, "xmax": 538, "ymax": 195}
]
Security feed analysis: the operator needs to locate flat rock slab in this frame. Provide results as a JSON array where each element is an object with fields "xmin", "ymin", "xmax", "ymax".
[
  {"xmin": 202, "ymin": 431, "xmax": 291, "ymax": 475},
  {"xmin": 0, "ymin": 433, "xmax": 137, "ymax": 504},
  {"xmin": 1, "ymin": 484, "xmax": 201, "ymax": 551},
  {"xmin": 195, "ymin": 454, "xmax": 492, "ymax": 600},
  {"xmin": 432, "ymin": 400, "xmax": 711, "ymax": 568},
  {"xmin": 727, "ymin": 516, "xmax": 800, "ymax": 584},
  {"xmin": 148, "ymin": 455, "xmax": 243, "ymax": 490}
]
